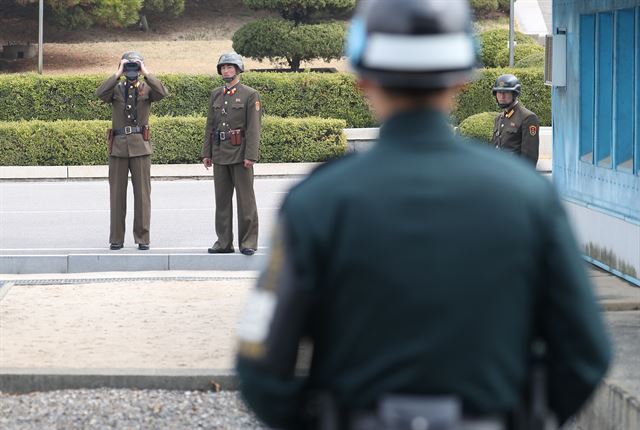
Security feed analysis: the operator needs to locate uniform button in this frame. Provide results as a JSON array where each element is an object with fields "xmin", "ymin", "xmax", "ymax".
[
  {"xmin": 225, "ymin": 101, "xmax": 228, "ymax": 104},
  {"xmin": 501, "ymin": 124, "xmax": 504, "ymax": 127}
]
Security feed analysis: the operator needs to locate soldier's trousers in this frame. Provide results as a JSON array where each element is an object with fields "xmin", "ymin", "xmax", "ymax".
[
  {"xmin": 213, "ymin": 163, "xmax": 259, "ymax": 250},
  {"xmin": 108, "ymin": 155, "xmax": 151, "ymax": 245}
]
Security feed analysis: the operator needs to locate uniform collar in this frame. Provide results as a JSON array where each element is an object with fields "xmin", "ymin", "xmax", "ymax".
[
  {"xmin": 503, "ymin": 100, "xmax": 519, "ymax": 118},
  {"xmin": 378, "ymin": 108, "xmax": 454, "ymax": 147}
]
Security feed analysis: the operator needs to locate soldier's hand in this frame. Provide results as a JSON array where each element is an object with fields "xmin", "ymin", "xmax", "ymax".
[
  {"xmin": 137, "ymin": 60, "xmax": 149, "ymax": 76},
  {"xmin": 202, "ymin": 158, "xmax": 213, "ymax": 170},
  {"xmin": 243, "ymin": 159, "xmax": 255, "ymax": 168},
  {"xmin": 115, "ymin": 59, "xmax": 127, "ymax": 78}
]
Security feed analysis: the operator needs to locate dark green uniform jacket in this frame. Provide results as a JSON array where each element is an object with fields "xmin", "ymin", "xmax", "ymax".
[
  {"xmin": 201, "ymin": 83, "xmax": 262, "ymax": 164},
  {"xmin": 95, "ymin": 74, "xmax": 169, "ymax": 157},
  {"xmin": 236, "ymin": 109, "xmax": 611, "ymax": 429},
  {"xmin": 492, "ymin": 101, "xmax": 540, "ymax": 165}
]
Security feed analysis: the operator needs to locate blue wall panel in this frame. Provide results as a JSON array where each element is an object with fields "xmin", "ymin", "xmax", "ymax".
[
  {"xmin": 596, "ymin": 12, "xmax": 613, "ymax": 168},
  {"xmin": 614, "ymin": 8, "xmax": 635, "ymax": 171},
  {"xmin": 552, "ymin": 0, "xmax": 640, "ymax": 223},
  {"xmin": 580, "ymin": 14, "xmax": 595, "ymax": 162}
]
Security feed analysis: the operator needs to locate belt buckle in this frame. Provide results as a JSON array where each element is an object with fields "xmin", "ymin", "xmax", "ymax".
[
  {"xmin": 124, "ymin": 126, "xmax": 133, "ymax": 135},
  {"xmin": 220, "ymin": 131, "xmax": 226, "ymax": 140}
]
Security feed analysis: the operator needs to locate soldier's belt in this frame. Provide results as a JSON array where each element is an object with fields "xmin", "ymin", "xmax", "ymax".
[
  {"xmin": 218, "ymin": 129, "xmax": 244, "ymax": 145},
  {"xmin": 113, "ymin": 126, "xmax": 143, "ymax": 136}
]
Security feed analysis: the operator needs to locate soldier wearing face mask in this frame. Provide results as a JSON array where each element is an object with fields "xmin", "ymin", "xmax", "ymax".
[{"xmin": 96, "ymin": 51, "xmax": 168, "ymax": 251}]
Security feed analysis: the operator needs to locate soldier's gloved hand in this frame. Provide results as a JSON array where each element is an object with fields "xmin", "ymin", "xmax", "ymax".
[
  {"xmin": 243, "ymin": 159, "xmax": 255, "ymax": 168},
  {"xmin": 116, "ymin": 59, "xmax": 128, "ymax": 78}
]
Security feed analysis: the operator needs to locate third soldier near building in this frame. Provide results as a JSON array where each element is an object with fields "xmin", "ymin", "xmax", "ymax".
[
  {"xmin": 492, "ymin": 74, "xmax": 540, "ymax": 166},
  {"xmin": 201, "ymin": 53, "xmax": 262, "ymax": 256}
]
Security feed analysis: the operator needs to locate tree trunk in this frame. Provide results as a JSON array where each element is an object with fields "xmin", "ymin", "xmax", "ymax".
[{"xmin": 289, "ymin": 57, "xmax": 301, "ymax": 72}]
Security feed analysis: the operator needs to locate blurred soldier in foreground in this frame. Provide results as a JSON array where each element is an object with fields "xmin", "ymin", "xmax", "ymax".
[
  {"xmin": 492, "ymin": 74, "xmax": 540, "ymax": 166},
  {"xmin": 96, "ymin": 51, "xmax": 168, "ymax": 251},
  {"xmin": 235, "ymin": 1, "xmax": 611, "ymax": 429}
]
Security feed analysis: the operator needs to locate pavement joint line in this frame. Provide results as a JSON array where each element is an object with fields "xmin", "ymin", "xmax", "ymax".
[{"xmin": 0, "ymin": 281, "xmax": 14, "ymax": 302}]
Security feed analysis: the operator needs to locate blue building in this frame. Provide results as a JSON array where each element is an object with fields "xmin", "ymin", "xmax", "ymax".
[{"xmin": 552, "ymin": 0, "xmax": 640, "ymax": 286}]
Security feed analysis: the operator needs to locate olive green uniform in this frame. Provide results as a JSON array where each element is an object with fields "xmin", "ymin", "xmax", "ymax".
[
  {"xmin": 96, "ymin": 74, "xmax": 168, "ymax": 246},
  {"xmin": 201, "ymin": 83, "xmax": 262, "ymax": 251},
  {"xmin": 236, "ymin": 109, "xmax": 611, "ymax": 429},
  {"xmin": 492, "ymin": 101, "xmax": 540, "ymax": 166}
]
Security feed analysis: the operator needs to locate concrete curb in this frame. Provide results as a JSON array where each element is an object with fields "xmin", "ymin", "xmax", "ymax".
[
  {"xmin": 0, "ymin": 163, "xmax": 320, "ymax": 180},
  {"xmin": 0, "ymin": 368, "xmax": 238, "ymax": 394},
  {"xmin": 0, "ymin": 252, "xmax": 268, "ymax": 274}
]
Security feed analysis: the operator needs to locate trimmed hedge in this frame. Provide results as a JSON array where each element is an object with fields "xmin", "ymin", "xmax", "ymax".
[
  {"xmin": 493, "ymin": 43, "xmax": 544, "ymax": 68},
  {"xmin": 516, "ymin": 52, "xmax": 544, "ymax": 68},
  {"xmin": 471, "ymin": 0, "xmax": 498, "ymax": 15},
  {"xmin": 0, "ymin": 72, "xmax": 375, "ymax": 128},
  {"xmin": 0, "ymin": 69, "xmax": 548, "ymax": 130},
  {"xmin": 454, "ymin": 67, "xmax": 550, "ymax": 126},
  {"xmin": 0, "ymin": 116, "xmax": 347, "ymax": 166},
  {"xmin": 478, "ymin": 29, "xmax": 537, "ymax": 68},
  {"xmin": 458, "ymin": 112, "xmax": 499, "ymax": 143}
]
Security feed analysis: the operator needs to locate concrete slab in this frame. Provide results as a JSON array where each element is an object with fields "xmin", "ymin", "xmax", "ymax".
[
  {"xmin": 168, "ymin": 253, "xmax": 267, "ymax": 271},
  {"xmin": 0, "ymin": 166, "xmax": 67, "ymax": 180},
  {"xmin": 68, "ymin": 254, "xmax": 169, "ymax": 272},
  {"xmin": 67, "ymin": 165, "xmax": 109, "ymax": 179},
  {"xmin": 0, "ymin": 255, "xmax": 68, "ymax": 274}
]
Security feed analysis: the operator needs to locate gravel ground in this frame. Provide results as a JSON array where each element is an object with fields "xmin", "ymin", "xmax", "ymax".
[{"xmin": 0, "ymin": 389, "xmax": 268, "ymax": 430}]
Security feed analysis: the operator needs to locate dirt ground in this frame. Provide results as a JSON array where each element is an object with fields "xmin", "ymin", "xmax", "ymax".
[
  {"xmin": 0, "ymin": 0, "xmax": 349, "ymax": 74},
  {"xmin": 0, "ymin": 279, "xmax": 253, "ymax": 369}
]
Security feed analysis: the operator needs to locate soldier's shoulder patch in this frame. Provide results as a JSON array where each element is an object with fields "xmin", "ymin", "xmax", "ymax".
[
  {"xmin": 255, "ymin": 100, "xmax": 261, "ymax": 111},
  {"xmin": 529, "ymin": 125, "xmax": 537, "ymax": 136}
]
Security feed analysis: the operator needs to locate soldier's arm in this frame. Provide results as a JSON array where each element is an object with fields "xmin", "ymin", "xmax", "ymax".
[
  {"xmin": 244, "ymin": 91, "xmax": 262, "ymax": 162},
  {"xmin": 95, "ymin": 74, "xmax": 119, "ymax": 103},
  {"xmin": 521, "ymin": 114, "xmax": 540, "ymax": 165},
  {"xmin": 535, "ymin": 181, "xmax": 612, "ymax": 425},
  {"xmin": 201, "ymin": 91, "xmax": 216, "ymax": 160},
  {"xmin": 236, "ymin": 209, "xmax": 315, "ymax": 429},
  {"xmin": 144, "ymin": 74, "xmax": 169, "ymax": 102}
]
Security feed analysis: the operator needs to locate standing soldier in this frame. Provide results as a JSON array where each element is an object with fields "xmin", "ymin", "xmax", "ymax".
[
  {"xmin": 235, "ymin": 0, "xmax": 611, "ymax": 429},
  {"xmin": 201, "ymin": 52, "xmax": 262, "ymax": 256},
  {"xmin": 492, "ymin": 74, "xmax": 540, "ymax": 166},
  {"xmin": 96, "ymin": 51, "xmax": 168, "ymax": 251}
]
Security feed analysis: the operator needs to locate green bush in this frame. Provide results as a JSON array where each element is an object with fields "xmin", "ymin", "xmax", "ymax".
[
  {"xmin": 470, "ymin": 0, "xmax": 498, "ymax": 16},
  {"xmin": 0, "ymin": 116, "xmax": 346, "ymax": 166},
  {"xmin": 233, "ymin": 19, "xmax": 346, "ymax": 71},
  {"xmin": 516, "ymin": 52, "xmax": 545, "ymax": 68},
  {"xmin": 0, "ymin": 72, "xmax": 375, "ymax": 128},
  {"xmin": 458, "ymin": 112, "xmax": 499, "ymax": 143},
  {"xmin": 454, "ymin": 67, "xmax": 550, "ymax": 126},
  {"xmin": 497, "ymin": 0, "xmax": 510, "ymax": 12},
  {"xmin": 478, "ymin": 29, "xmax": 536, "ymax": 67},
  {"xmin": 493, "ymin": 43, "xmax": 544, "ymax": 68}
]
